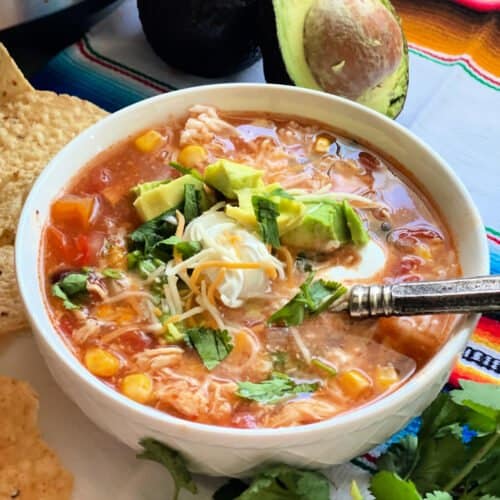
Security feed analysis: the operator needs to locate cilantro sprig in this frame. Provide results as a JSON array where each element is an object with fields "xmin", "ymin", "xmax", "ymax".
[
  {"xmin": 252, "ymin": 195, "xmax": 281, "ymax": 248},
  {"xmin": 370, "ymin": 380, "xmax": 500, "ymax": 500},
  {"xmin": 186, "ymin": 327, "xmax": 234, "ymax": 370},
  {"xmin": 268, "ymin": 273, "xmax": 347, "ymax": 326},
  {"xmin": 52, "ymin": 270, "xmax": 89, "ymax": 310},
  {"xmin": 137, "ymin": 438, "xmax": 197, "ymax": 500},
  {"xmin": 236, "ymin": 372, "xmax": 319, "ymax": 404}
]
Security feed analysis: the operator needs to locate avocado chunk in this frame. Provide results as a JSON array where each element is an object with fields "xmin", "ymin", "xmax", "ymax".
[
  {"xmin": 281, "ymin": 200, "xmax": 369, "ymax": 251},
  {"xmin": 133, "ymin": 174, "xmax": 204, "ymax": 221},
  {"xmin": 343, "ymin": 200, "xmax": 370, "ymax": 245},
  {"xmin": 281, "ymin": 202, "xmax": 349, "ymax": 252},
  {"xmin": 225, "ymin": 184, "xmax": 305, "ymax": 234},
  {"xmin": 258, "ymin": 0, "xmax": 409, "ymax": 118},
  {"xmin": 204, "ymin": 159, "xmax": 265, "ymax": 199},
  {"xmin": 132, "ymin": 179, "xmax": 170, "ymax": 197},
  {"xmin": 137, "ymin": 0, "xmax": 261, "ymax": 77}
]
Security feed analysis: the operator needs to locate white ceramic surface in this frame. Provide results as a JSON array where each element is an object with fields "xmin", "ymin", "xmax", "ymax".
[{"xmin": 16, "ymin": 84, "xmax": 489, "ymax": 477}]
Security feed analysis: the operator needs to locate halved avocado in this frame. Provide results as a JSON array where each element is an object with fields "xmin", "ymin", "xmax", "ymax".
[{"xmin": 259, "ymin": 0, "xmax": 409, "ymax": 118}]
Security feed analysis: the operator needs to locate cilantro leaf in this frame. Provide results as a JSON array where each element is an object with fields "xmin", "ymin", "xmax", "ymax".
[
  {"xmin": 423, "ymin": 492, "xmax": 453, "ymax": 500},
  {"xmin": 221, "ymin": 464, "xmax": 329, "ymax": 500},
  {"xmin": 451, "ymin": 380, "xmax": 500, "ymax": 424},
  {"xmin": 252, "ymin": 195, "xmax": 280, "ymax": 248},
  {"xmin": 186, "ymin": 327, "xmax": 233, "ymax": 370},
  {"xmin": 129, "ymin": 208, "xmax": 178, "ymax": 254},
  {"xmin": 236, "ymin": 372, "xmax": 318, "ymax": 404},
  {"xmin": 377, "ymin": 435, "xmax": 419, "ymax": 479},
  {"xmin": 268, "ymin": 274, "xmax": 347, "ymax": 326},
  {"xmin": 137, "ymin": 438, "xmax": 197, "ymax": 500},
  {"xmin": 51, "ymin": 271, "xmax": 89, "ymax": 310},
  {"xmin": 370, "ymin": 471, "xmax": 422, "ymax": 500},
  {"xmin": 154, "ymin": 235, "xmax": 202, "ymax": 260}
]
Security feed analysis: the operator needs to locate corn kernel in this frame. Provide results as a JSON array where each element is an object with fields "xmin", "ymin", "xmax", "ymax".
[
  {"xmin": 375, "ymin": 364, "xmax": 400, "ymax": 391},
  {"xmin": 314, "ymin": 135, "xmax": 332, "ymax": 154},
  {"xmin": 177, "ymin": 144, "xmax": 207, "ymax": 168},
  {"xmin": 84, "ymin": 348, "xmax": 120, "ymax": 377},
  {"xmin": 121, "ymin": 373, "xmax": 153, "ymax": 403},
  {"xmin": 338, "ymin": 369, "xmax": 372, "ymax": 399},
  {"xmin": 134, "ymin": 130, "xmax": 163, "ymax": 153}
]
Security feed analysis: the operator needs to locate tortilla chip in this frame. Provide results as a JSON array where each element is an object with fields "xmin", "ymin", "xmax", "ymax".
[
  {"xmin": 0, "ymin": 377, "xmax": 74, "ymax": 499},
  {"xmin": 0, "ymin": 44, "xmax": 107, "ymax": 335},
  {"xmin": 0, "ymin": 246, "xmax": 28, "ymax": 333},
  {"xmin": 0, "ymin": 44, "xmax": 33, "ymax": 104}
]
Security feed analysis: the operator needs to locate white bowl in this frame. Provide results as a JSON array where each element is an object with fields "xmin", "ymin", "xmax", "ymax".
[{"xmin": 16, "ymin": 84, "xmax": 489, "ymax": 477}]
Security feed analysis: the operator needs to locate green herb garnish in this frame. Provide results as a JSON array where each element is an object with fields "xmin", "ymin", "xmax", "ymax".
[
  {"xmin": 311, "ymin": 358, "xmax": 337, "ymax": 377},
  {"xmin": 186, "ymin": 327, "xmax": 233, "ymax": 370},
  {"xmin": 101, "ymin": 268, "xmax": 123, "ymax": 279},
  {"xmin": 236, "ymin": 372, "xmax": 318, "ymax": 404},
  {"xmin": 370, "ymin": 380, "xmax": 500, "ymax": 500},
  {"xmin": 213, "ymin": 464, "xmax": 330, "ymax": 500},
  {"xmin": 137, "ymin": 438, "xmax": 197, "ymax": 500},
  {"xmin": 268, "ymin": 273, "xmax": 347, "ymax": 326},
  {"xmin": 154, "ymin": 235, "xmax": 202, "ymax": 260},
  {"xmin": 129, "ymin": 208, "xmax": 178, "ymax": 255},
  {"xmin": 51, "ymin": 271, "xmax": 89, "ymax": 310},
  {"xmin": 252, "ymin": 195, "xmax": 280, "ymax": 248}
]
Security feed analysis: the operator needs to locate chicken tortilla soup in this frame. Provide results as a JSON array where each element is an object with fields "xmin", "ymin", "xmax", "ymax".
[{"xmin": 42, "ymin": 106, "xmax": 460, "ymax": 428}]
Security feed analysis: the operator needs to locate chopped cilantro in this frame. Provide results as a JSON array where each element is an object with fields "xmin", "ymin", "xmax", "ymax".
[
  {"xmin": 51, "ymin": 271, "xmax": 89, "ymax": 310},
  {"xmin": 268, "ymin": 273, "xmax": 347, "ymax": 326},
  {"xmin": 236, "ymin": 372, "xmax": 318, "ymax": 404},
  {"xmin": 213, "ymin": 464, "xmax": 330, "ymax": 500},
  {"xmin": 129, "ymin": 208, "xmax": 178, "ymax": 255},
  {"xmin": 102, "ymin": 268, "xmax": 123, "ymax": 279},
  {"xmin": 311, "ymin": 358, "xmax": 337, "ymax": 377},
  {"xmin": 252, "ymin": 195, "xmax": 280, "ymax": 248},
  {"xmin": 185, "ymin": 327, "xmax": 233, "ymax": 370},
  {"xmin": 183, "ymin": 183, "xmax": 202, "ymax": 223},
  {"xmin": 137, "ymin": 438, "xmax": 197, "ymax": 500},
  {"xmin": 154, "ymin": 235, "xmax": 202, "ymax": 260}
]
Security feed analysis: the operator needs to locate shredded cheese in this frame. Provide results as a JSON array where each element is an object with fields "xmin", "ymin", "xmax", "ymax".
[
  {"xmin": 207, "ymin": 269, "xmax": 225, "ymax": 305},
  {"xmin": 196, "ymin": 280, "xmax": 227, "ymax": 331},
  {"xmin": 277, "ymin": 246, "xmax": 294, "ymax": 284},
  {"xmin": 175, "ymin": 210, "xmax": 185, "ymax": 238},
  {"xmin": 191, "ymin": 260, "xmax": 278, "ymax": 288}
]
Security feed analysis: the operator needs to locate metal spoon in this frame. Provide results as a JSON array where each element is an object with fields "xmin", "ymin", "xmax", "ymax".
[{"xmin": 338, "ymin": 276, "xmax": 500, "ymax": 318}]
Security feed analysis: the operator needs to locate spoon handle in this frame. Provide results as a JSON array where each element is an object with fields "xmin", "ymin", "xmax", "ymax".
[{"xmin": 349, "ymin": 276, "xmax": 500, "ymax": 318}]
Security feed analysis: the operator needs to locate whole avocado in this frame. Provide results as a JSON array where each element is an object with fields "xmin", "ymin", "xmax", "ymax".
[
  {"xmin": 137, "ymin": 0, "xmax": 261, "ymax": 78},
  {"xmin": 258, "ymin": 0, "xmax": 409, "ymax": 118}
]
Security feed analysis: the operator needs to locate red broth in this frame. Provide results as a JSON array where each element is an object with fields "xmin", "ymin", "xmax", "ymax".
[{"xmin": 42, "ymin": 107, "xmax": 460, "ymax": 428}]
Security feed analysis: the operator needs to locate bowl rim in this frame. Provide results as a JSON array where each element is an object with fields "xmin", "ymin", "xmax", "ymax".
[{"xmin": 15, "ymin": 83, "xmax": 489, "ymax": 443}]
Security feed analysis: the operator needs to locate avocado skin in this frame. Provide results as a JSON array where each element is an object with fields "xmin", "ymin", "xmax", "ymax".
[{"xmin": 138, "ymin": 0, "xmax": 261, "ymax": 78}]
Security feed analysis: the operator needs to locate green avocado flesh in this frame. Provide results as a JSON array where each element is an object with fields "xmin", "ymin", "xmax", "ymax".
[{"xmin": 268, "ymin": 0, "xmax": 409, "ymax": 118}]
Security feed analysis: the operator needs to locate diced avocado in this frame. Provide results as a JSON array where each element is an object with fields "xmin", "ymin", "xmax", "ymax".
[
  {"xmin": 225, "ymin": 186, "xmax": 305, "ymax": 234},
  {"xmin": 281, "ymin": 202, "xmax": 349, "ymax": 252},
  {"xmin": 132, "ymin": 179, "xmax": 170, "ymax": 197},
  {"xmin": 204, "ymin": 159, "xmax": 264, "ymax": 199},
  {"xmin": 343, "ymin": 201, "xmax": 369, "ymax": 245},
  {"xmin": 133, "ymin": 174, "xmax": 204, "ymax": 221}
]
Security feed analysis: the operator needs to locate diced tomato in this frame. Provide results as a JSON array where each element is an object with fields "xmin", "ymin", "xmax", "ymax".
[
  {"xmin": 58, "ymin": 314, "xmax": 77, "ymax": 339},
  {"xmin": 51, "ymin": 195, "xmax": 95, "ymax": 231},
  {"xmin": 118, "ymin": 331, "xmax": 154, "ymax": 355},
  {"xmin": 46, "ymin": 225, "xmax": 70, "ymax": 261},
  {"xmin": 73, "ymin": 234, "xmax": 90, "ymax": 266}
]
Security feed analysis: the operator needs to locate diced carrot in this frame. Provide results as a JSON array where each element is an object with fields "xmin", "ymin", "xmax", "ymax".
[
  {"xmin": 337, "ymin": 370, "xmax": 372, "ymax": 399},
  {"xmin": 51, "ymin": 195, "xmax": 94, "ymax": 231}
]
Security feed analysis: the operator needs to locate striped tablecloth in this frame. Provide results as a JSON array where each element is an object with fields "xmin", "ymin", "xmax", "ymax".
[{"xmin": 32, "ymin": 0, "xmax": 498, "ymax": 392}]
